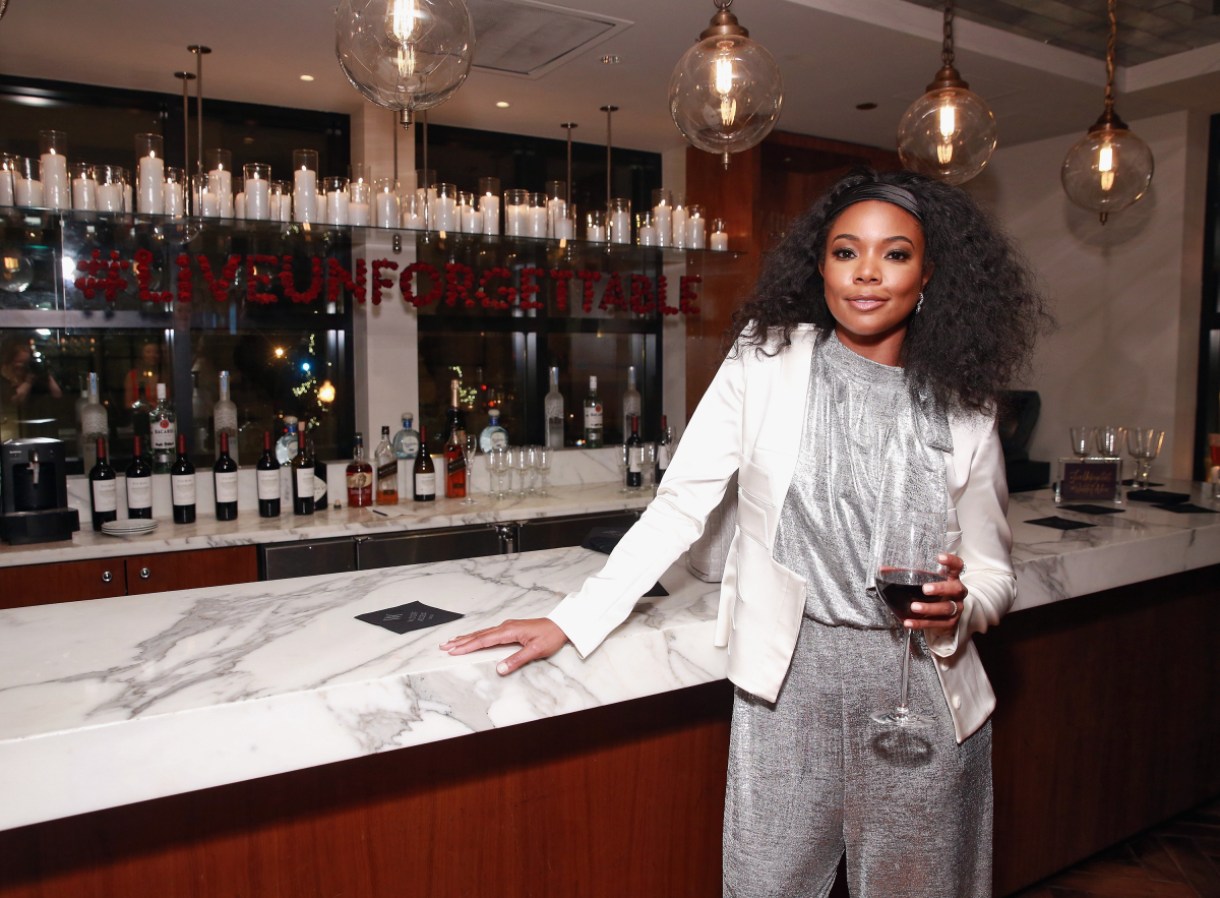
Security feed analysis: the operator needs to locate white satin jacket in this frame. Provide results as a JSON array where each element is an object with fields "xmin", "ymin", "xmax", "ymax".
[{"xmin": 549, "ymin": 325, "xmax": 1016, "ymax": 743}]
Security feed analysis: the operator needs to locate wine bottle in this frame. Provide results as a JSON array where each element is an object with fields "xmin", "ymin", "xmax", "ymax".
[
  {"xmin": 346, "ymin": 431, "xmax": 374, "ymax": 508},
  {"xmin": 213, "ymin": 431, "xmax": 239, "ymax": 521},
  {"xmin": 291, "ymin": 427, "xmax": 315, "ymax": 515},
  {"xmin": 622, "ymin": 365, "xmax": 641, "ymax": 445},
  {"xmin": 88, "ymin": 437, "xmax": 118, "ymax": 531},
  {"xmin": 413, "ymin": 424, "xmax": 436, "ymax": 501},
  {"xmin": 655, "ymin": 414, "xmax": 674, "ymax": 484},
  {"xmin": 625, "ymin": 413, "xmax": 643, "ymax": 490},
  {"xmin": 130, "ymin": 382, "xmax": 151, "ymax": 445},
  {"xmin": 583, "ymin": 375, "xmax": 603, "ymax": 448},
  {"xmin": 544, "ymin": 366, "xmax": 564, "ymax": 449},
  {"xmin": 150, "ymin": 383, "xmax": 176, "ymax": 474},
  {"xmin": 444, "ymin": 416, "xmax": 466, "ymax": 500},
  {"xmin": 256, "ymin": 431, "xmax": 281, "ymax": 518},
  {"xmin": 213, "ymin": 370, "xmax": 238, "ymax": 465},
  {"xmin": 126, "ymin": 435, "xmax": 153, "ymax": 519},
  {"xmin": 170, "ymin": 432, "xmax": 197, "ymax": 524},
  {"xmin": 375, "ymin": 424, "xmax": 398, "ymax": 504}
]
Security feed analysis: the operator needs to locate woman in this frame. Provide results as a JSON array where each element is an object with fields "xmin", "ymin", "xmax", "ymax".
[{"xmin": 443, "ymin": 168, "xmax": 1047, "ymax": 897}]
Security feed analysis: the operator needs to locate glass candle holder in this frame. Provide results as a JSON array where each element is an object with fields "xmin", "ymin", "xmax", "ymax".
[
  {"xmin": 39, "ymin": 130, "xmax": 70, "ymax": 211},
  {"xmin": 194, "ymin": 172, "xmax": 219, "ymax": 218},
  {"xmin": 401, "ymin": 191, "xmax": 426, "ymax": 229},
  {"xmin": 292, "ymin": 149, "xmax": 319, "ymax": 223},
  {"xmin": 12, "ymin": 157, "xmax": 43, "ymax": 207},
  {"xmin": 638, "ymin": 212, "xmax": 657, "ymax": 247},
  {"xmin": 0, "ymin": 154, "xmax": 15, "ymax": 206},
  {"xmin": 545, "ymin": 180, "xmax": 567, "ymax": 237},
  {"xmin": 586, "ymin": 209, "xmax": 607, "ymax": 242},
  {"xmin": 71, "ymin": 161, "xmax": 97, "ymax": 212},
  {"xmin": 349, "ymin": 175, "xmax": 371, "ymax": 226},
  {"xmin": 164, "ymin": 167, "xmax": 186, "ymax": 218},
  {"xmin": 504, "ymin": 188, "xmax": 528, "ymax": 237},
  {"xmin": 234, "ymin": 176, "xmax": 247, "ymax": 219},
  {"xmin": 205, "ymin": 148, "xmax": 233, "ymax": 217},
  {"xmin": 672, "ymin": 196, "xmax": 688, "ymax": 250},
  {"xmin": 686, "ymin": 203, "xmax": 706, "ymax": 249},
  {"xmin": 652, "ymin": 188, "xmax": 673, "ymax": 246},
  {"xmin": 433, "ymin": 182, "xmax": 458, "ymax": 232},
  {"xmin": 96, "ymin": 165, "xmax": 126, "ymax": 213},
  {"xmin": 373, "ymin": 177, "xmax": 399, "ymax": 228},
  {"xmin": 243, "ymin": 163, "xmax": 271, "ymax": 220},
  {"xmin": 608, "ymin": 197, "xmax": 632, "ymax": 245},
  {"xmin": 524, "ymin": 192, "xmax": 546, "ymax": 238},
  {"xmin": 323, "ymin": 176, "xmax": 350, "ymax": 225},
  {"xmin": 271, "ymin": 180, "xmax": 292, "ymax": 221},
  {"xmin": 458, "ymin": 191, "xmax": 480, "ymax": 233},
  {"xmin": 554, "ymin": 203, "xmax": 576, "ymax": 240},
  {"xmin": 710, "ymin": 217, "xmax": 729, "ymax": 252},
  {"xmin": 134, "ymin": 133, "xmax": 165, "ymax": 215},
  {"xmin": 479, "ymin": 176, "xmax": 501, "ymax": 235}
]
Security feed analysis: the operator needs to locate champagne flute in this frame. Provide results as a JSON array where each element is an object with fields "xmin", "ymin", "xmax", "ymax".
[
  {"xmin": 1069, "ymin": 425, "xmax": 1095, "ymax": 459},
  {"xmin": 488, "ymin": 446, "xmax": 509, "ymax": 500},
  {"xmin": 535, "ymin": 445, "xmax": 552, "ymax": 496},
  {"xmin": 1126, "ymin": 428, "xmax": 1164, "ymax": 489},
  {"xmin": 511, "ymin": 446, "xmax": 530, "ymax": 497},
  {"xmin": 871, "ymin": 518, "xmax": 947, "ymax": 728},
  {"xmin": 461, "ymin": 434, "xmax": 478, "ymax": 504}
]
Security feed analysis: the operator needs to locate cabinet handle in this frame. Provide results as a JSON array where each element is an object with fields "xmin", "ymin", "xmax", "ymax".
[
  {"xmin": 139, "ymin": 567, "xmax": 151, "ymax": 580},
  {"xmin": 101, "ymin": 570, "xmax": 113, "ymax": 584}
]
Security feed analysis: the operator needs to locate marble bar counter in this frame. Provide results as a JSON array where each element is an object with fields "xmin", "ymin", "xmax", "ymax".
[{"xmin": 2, "ymin": 481, "xmax": 1219, "ymax": 836}]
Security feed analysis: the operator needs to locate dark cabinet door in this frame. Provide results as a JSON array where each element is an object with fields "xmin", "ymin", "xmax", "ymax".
[
  {"xmin": 259, "ymin": 538, "xmax": 357, "ymax": 581},
  {"xmin": 2, "ymin": 557, "xmax": 127, "ymax": 608},
  {"xmin": 515, "ymin": 511, "xmax": 640, "ymax": 553},
  {"xmin": 357, "ymin": 526, "xmax": 504, "ymax": 570}
]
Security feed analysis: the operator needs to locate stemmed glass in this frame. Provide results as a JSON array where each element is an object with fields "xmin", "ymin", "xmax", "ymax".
[
  {"xmin": 488, "ymin": 446, "xmax": 510, "ymax": 500},
  {"xmin": 1126, "ymin": 428, "xmax": 1165, "ymax": 489},
  {"xmin": 870, "ymin": 518, "xmax": 947, "ymax": 728},
  {"xmin": 511, "ymin": 446, "xmax": 531, "ymax": 497},
  {"xmin": 1069, "ymin": 425, "xmax": 1095, "ymax": 459},
  {"xmin": 461, "ymin": 434, "xmax": 478, "ymax": 504},
  {"xmin": 1094, "ymin": 425, "xmax": 1126, "ymax": 458},
  {"xmin": 617, "ymin": 443, "xmax": 631, "ymax": 493},
  {"xmin": 535, "ymin": 445, "xmax": 552, "ymax": 496}
]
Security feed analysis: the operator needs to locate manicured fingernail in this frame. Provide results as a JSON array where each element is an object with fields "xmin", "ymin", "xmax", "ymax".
[
  {"xmin": 911, "ymin": 602, "xmax": 924, "ymax": 613},
  {"xmin": 497, "ymin": 662, "xmax": 509, "ymax": 675}
]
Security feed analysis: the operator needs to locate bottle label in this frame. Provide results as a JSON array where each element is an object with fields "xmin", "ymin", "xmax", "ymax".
[
  {"xmin": 628, "ymin": 447, "xmax": 643, "ymax": 473},
  {"xmin": 445, "ymin": 448, "xmax": 466, "ymax": 473},
  {"xmin": 257, "ymin": 469, "xmax": 280, "ymax": 500},
  {"xmin": 295, "ymin": 468, "xmax": 315, "ymax": 499},
  {"xmin": 378, "ymin": 461, "xmax": 398, "ymax": 487},
  {"xmin": 347, "ymin": 470, "xmax": 372, "ymax": 490},
  {"xmin": 151, "ymin": 422, "xmax": 175, "ymax": 452},
  {"xmin": 215, "ymin": 471, "xmax": 238, "ymax": 503},
  {"xmin": 657, "ymin": 444, "xmax": 670, "ymax": 470},
  {"xmin": 127, "ymin": 477, "xmax": 152, "ymax": 509},
  {"xmin": 414, "ymin": 471, "xmax": 436, "ymax": 495},
  {"xmin": 171, "ymin": 474, "xmax": 196, "ymax": 506},
  {"xmin": 92, "ymin": 479, "xmax": 117, "ymax": 513},
  {"xmin": 584, "ymin": 405, "xmax": 603, "ymax": 428}
]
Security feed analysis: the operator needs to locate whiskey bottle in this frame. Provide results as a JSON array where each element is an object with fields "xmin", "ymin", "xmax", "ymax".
[{"xmin": 346, "ymin": 432, "xmax": 373, "ymax": 507}]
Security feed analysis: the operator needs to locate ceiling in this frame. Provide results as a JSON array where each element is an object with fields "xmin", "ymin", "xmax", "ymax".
[{"xmin": 1, "ymin": 0, "xmax": 1219, "ymax": 157}]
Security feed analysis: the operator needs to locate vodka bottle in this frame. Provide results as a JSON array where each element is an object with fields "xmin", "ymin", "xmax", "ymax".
[
  {"xmin": 213, "ymin": 370, "xmax": 238, "ymax": 465},
  {"xmin": 150, "ymin": 383, "xmax": 176, "ymax": 474},
  {"xmin": 479, "ymin": 408, "xmax": 509, "ymax": 452},
  {"xmin": 621, "ymin": 365, "xmax": 641, "ymax": 444},
  {"xmin": 544, "ymin": 366, "xmax": 565, "ymax": 449},
  {"xmin": 583, "ymin": 375, "xmax": 603, "ymax": 448},
  {"xmin": 80, "ymin": 371, "xmax": 108, "ymax": 472},
  {"xmin": 393, "ymin": 413, "xmax": 421, "ymax": 460}
]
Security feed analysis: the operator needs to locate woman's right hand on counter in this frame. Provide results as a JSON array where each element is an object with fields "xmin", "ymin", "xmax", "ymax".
[{"xmin": 440, "ymin": 618, "xmax": 568, "ymax": 675}]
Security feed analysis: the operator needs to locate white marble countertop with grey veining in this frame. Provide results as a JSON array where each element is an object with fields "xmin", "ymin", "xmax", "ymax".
[{"xmin": 1, "ymin": 480, "xmax": 1218, "ymax": 831}]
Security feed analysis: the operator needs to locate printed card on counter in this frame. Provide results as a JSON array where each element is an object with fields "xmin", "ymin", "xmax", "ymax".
[{"xmin": 357, "ymin": 601, "xmax": 464, "ymax": 634}]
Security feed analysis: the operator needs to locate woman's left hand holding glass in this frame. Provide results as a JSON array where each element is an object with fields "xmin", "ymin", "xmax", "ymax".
[{"xmin": 906, "ymin": 552, "xmax": 967, "ymax": 631}]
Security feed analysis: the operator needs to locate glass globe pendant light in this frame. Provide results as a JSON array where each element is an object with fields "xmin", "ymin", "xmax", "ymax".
[
  {"xmin": 335, "ymin": 0, "xmax": 474, "ymax": 129},
  {"xmin": 1061, "ymin": 0, "xmax": 1153, "ymax": 224},
  {"xmin": 896, "ymin": 1, "xmax": 996, "ymax": 186},
  {"xmin": 669, "ymin": 0, "xmax": 784, "ymax": 169}
]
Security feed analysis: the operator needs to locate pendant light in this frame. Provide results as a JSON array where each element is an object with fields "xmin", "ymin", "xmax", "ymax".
[
  {"xmin": 335, "ymin": 0, "xmax": 474, "ymax": 130},
  {"xmin": 896, "ymin": 1, "xmax": 996, "ymax": 186},
  {"xmin": 668, "ymin": 0, "xmax": 784, "ymax": 169},
  {"xmin": 1060, "ymin": 0, "xmax": 1153, "ymax": 224}
]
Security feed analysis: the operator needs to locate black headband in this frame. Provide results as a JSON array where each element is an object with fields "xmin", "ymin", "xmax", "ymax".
[{"xmin": 824, "ymin": 182, "xmax": 923, "ymax": 224}]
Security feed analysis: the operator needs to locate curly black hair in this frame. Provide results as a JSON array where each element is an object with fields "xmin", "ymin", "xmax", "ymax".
[{"xmin": 729, "ymin": 168, "xmax": 1050, "ymax": 415}]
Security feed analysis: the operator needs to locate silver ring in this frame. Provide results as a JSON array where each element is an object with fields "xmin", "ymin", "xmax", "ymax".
[{"xmin": 952, "ymin": 600, "xmax": 961, "ymax": 617}]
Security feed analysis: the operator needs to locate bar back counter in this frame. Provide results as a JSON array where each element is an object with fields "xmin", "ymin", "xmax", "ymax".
[{"xmin": 0, "ymin": 483, "xmax": 1217, "ymax": 897}]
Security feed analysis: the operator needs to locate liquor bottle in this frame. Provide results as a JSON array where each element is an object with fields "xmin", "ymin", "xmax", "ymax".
[
  {"xmin": 276, "ymin": 417, "xmax": 299, "ymax": 465},
  {"xmin": 375, "ymin": 425, "xmax": 398, "ymax": 504},
  {"xmin": 88, "ymin": 437, "xmax": 118, "ymax": 531},
  {"xmin": 444, "ymin": 417, "xmax": 467, "ymax": 499},
  {"xmin": 170, "ymin": 433, "xmax": 197, "ymax": 524},
  {"xmin": 413, "ymin": 424, "xmax": 436, "ymax": 501},
  {"xmin": 191, "ymin": 370, "xmax": 211, "ymax": 453},
  {"xmin": 130, "ymin": 382, "xmax": 151, "ymax": 446},
  {"xmin": 126, "ymin": 435, "xmax": 153, "ymax": 519},
  {"xmin": 213, "ymin": 370, "xmax": 238, "ymax": 465},
  {"xmin": 622, "ymin": 365, "xmax": 642, "ymax": 444},
  {"xmin": 445, "ymin": 378, "xmax": 467, "ymax": 448},
  {"xmin": 256, "ymin": 431, "xmax": 281, "ymax": 518},
  {"xmin": 150, "ymin": 383, "xmax": 176, "ymax": 474},
  {"xmin": 213, "ymin": 431, "xmax": 239, "ymax": 521},
  {"xmin": 392, "ymin": 413, "xmax": 421, "ymax": 460},
  {"xmin": 625, "ymin": 414, "xmax": 643, "ymax": 490},
  {"xmin": 655, "ymin": 414, "xmax": 674, "ymax": 484},
  {"xmin": 80, "ymin": 371, "xmax": 108, "ymax": 473},
  {"xmin": 544, "ymin": 366, "xmax": 565, "ymax": 449},
  {"xmin": 291, "ymin": 427, "xmax": 315, "ymax": 515},
  {"xmin": 346, "ymin": 432, "xmax": 374, "ymax": 507},
  {"xmin": 478, "ymin": 408, "xmax": 509, "ymax": 452},
  {"xmin": 583, "ymin": 375, "xmax": 603, "ymax": 448}
]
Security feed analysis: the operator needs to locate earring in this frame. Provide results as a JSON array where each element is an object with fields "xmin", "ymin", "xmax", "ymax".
[{"xmin": 915, "ymin": 292, "xmax": 925, "ymax": 314}]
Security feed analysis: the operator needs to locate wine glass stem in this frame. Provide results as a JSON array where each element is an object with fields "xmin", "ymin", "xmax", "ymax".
[{"xmin": 897, "ymin": 628, "xmax": 913, "ymax": 721}]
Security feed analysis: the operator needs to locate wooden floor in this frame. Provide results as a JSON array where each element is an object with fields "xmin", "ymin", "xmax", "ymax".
[{"xmin": 1009, "ymin": 797, "xmax": 1220, "ymax": 897}]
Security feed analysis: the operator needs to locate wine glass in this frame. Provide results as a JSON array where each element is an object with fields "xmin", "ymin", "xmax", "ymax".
[
  {"xmin": 511, "ymin": 446, "xmax": 530, "ymax": 497},
  {"xmin": 1069, "ymin": 425, "xmax": 1095, "ymax": 459},
  {"xmin": 1126, "ymin": 428, "xmax": 1164, "ymax": 489},
  {"xmin": 488, "ymin": 446, "xmax": 510, "ymax": 500},
  {"xmin": 617, "ymin": 443, "xmax": 631, "ymax": 493},
  {"xmin": 535, "ymin": 445, "xmax": 552, "ymax": 496},
  {"xmin": 1094, "ymin": 425, "xmax": 1126, "ymax": 458},
  {"xmin": 871, "ymin": 518, "xmax": 947, "ymax": 728},
  {"xmin": 461, "ymin": 434, "xmax": 478, "ymax": 504},
  {"xmin": 523, "ymin": 445, "xmax": 541, "ymax": 495}
]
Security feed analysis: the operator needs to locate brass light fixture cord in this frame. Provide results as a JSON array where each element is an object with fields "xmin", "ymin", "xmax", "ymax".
[
  {"xmin": 1104, "ymin": 0, "xmax": 1117, "ymax": 119},
  {"xmin": 942, "ymin": 1, "xmax": 955, "ymax": 68}
]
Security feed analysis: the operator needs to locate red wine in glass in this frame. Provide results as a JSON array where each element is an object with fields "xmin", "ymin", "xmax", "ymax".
[{"xmin": 877, "ymin": 568, "xmax": 948, "ymax": 620}]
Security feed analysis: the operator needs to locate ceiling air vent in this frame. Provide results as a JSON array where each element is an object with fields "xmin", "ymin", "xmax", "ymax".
[{"xmin": 467, "ymin": 0, "xmax": 632, "ymax": 78}]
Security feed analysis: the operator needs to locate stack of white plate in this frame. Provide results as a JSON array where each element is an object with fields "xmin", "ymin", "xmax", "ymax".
[{"xmin": 100, "ymin": 519, "xmax": 159, "ymax": 537}]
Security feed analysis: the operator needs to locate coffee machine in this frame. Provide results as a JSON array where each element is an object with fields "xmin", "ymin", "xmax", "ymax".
[{"xmin": 0, "ymin": 438, "xmax": 80, "ymax": 544}]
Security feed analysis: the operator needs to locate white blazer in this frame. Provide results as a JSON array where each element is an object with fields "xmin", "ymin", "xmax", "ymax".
[{"xmin": 549, "ymin": 325, "xmax": 1016, "ymax": 743}]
